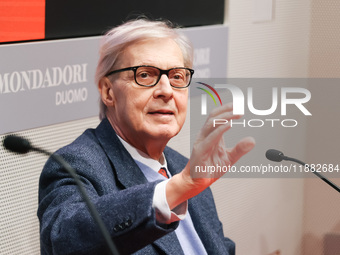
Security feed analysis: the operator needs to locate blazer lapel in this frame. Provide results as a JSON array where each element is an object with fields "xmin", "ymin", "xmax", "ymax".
[
  {"xmin": 94, "ymin": 118, "xmax": 148, "ymax": 188},
  {"xmin": 188, "ymin": 194, "xmax": 228, "ymax": 255}
]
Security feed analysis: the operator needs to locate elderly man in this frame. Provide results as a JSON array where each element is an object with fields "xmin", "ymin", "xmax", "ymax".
[{"xmin": 38, "ymin": 19, "xmax": 255, "ymax": 255}]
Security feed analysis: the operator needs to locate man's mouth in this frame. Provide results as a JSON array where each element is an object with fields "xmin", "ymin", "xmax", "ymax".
[{"xmin": 149, "ymin": 110, "xmax": 174, "ymax": 115}]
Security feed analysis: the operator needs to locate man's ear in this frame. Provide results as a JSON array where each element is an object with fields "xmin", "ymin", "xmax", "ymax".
[{"xmin": 98, "ymin": 77, "xmax": 115, "ymax": 107}]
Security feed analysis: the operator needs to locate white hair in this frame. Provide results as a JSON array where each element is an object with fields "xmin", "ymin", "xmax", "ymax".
[{"xmin": 95, "ymin": 18, "xmax": 194, "ymax": 120}]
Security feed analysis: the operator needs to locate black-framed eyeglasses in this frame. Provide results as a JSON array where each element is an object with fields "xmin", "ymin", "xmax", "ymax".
[{"xmin": 106, "ymin": 65, "xmax": 194, "ymax": 88}]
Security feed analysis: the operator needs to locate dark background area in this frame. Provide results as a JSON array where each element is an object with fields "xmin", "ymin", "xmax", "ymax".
[{"xmin": 45, "ymin": 0, "xmax": 224, "ymax": 39}]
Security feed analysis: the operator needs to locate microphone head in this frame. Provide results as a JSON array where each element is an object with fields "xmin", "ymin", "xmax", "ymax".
[
  {"xmin": 3, "ymin": 135, "xmax": 32, "ymax": 154},
  {"xmin": 266, "ymin": 149, "xmax": 285, "ymax": 162}
]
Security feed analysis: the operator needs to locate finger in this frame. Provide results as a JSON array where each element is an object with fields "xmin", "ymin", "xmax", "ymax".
[
  {"xmin": 200, "ymin": 112, "xmax": 242, "ymax": 139},
  {"xmin": 208, "ymin": 102, "xmax": 234, "ymax": 118},
  {"xmin": 227, "ymin": 136, "xmax": 255, "ymax": 165},
  {"xmin": 197, "ymin": 121, "xmax": 233, "ymax": 154}
]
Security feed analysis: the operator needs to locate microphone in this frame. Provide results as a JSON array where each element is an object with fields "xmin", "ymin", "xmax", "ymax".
[
  {"xmin": 3, "ymin": 135, "xmax": 32, "ymax": 154},
  {"xmin": 3, "ymin": 135, "xmax": 120, "ymax": 255},
  {"xmin": 266, "ymin": 149, "xmax": 340, "ymax": 193},
  {"xmin": 265, "ymin": 149, "xmax": 287, "ymax": 162}
]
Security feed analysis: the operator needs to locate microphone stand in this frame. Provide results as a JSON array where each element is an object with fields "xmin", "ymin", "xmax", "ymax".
[
  {"xmin": 4, "ymin": 136, "xmax": 119, "ymax": 255},
  {"xmin": 284, "ymin": 156, "xmax": 340, "ymax": 193}
]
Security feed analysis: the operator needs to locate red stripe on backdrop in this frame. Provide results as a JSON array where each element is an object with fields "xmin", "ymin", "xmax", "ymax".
[{"xmin": 0, "ymin": 0, "xmax": 45, "ymax": 43}]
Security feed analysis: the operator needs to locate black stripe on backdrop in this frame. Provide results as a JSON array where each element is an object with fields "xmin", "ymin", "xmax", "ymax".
[{"xmin": 45, "ymin": 0, "xmax": 224, "ymax": 39}]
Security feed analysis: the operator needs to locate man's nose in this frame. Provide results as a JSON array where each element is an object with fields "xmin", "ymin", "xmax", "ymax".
[{"xmin": 153, "ymin": 74, "xmax": 173, "ymax": 98}]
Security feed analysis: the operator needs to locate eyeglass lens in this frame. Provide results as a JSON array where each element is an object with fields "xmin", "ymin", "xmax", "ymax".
[{"xmin": 135, "ymin": 66, "xmax": 191, "ymax": 87}]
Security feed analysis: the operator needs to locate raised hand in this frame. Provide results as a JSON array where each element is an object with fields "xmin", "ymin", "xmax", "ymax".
[{"xmin": 167, "ymin": 103, "xmax": 255, "ymax": 209}]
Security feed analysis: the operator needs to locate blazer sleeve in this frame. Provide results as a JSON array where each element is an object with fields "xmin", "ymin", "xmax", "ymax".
[{"xmin": 37, "ymin": 135, "xmax": 178, "ymax": 255}]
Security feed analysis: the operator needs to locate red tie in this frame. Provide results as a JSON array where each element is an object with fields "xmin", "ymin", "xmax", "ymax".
[{"xmin": 158, "ymin": 167, "xmax": 169, "ymax": 179}]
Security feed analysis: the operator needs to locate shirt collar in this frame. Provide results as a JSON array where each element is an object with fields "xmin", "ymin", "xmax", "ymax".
[{"xmin": 117, "ymin": 135, "xmax": 167, "ymax": 173}]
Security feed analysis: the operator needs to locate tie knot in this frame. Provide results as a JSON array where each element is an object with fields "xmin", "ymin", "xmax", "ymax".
[{"xmin": 158, "ymin": 167, "xmax": 169, "ymax": 179}]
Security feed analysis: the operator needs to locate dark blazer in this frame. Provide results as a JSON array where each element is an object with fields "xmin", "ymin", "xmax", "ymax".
[{"xmin": 38, "ymin": 118, "xmax": 235, "ymax": 255}]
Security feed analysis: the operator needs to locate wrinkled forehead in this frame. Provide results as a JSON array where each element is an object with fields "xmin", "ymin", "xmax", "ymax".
[{"xmin": 115, "ymin": 38, "xmax": 185, "ymax": 69}]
